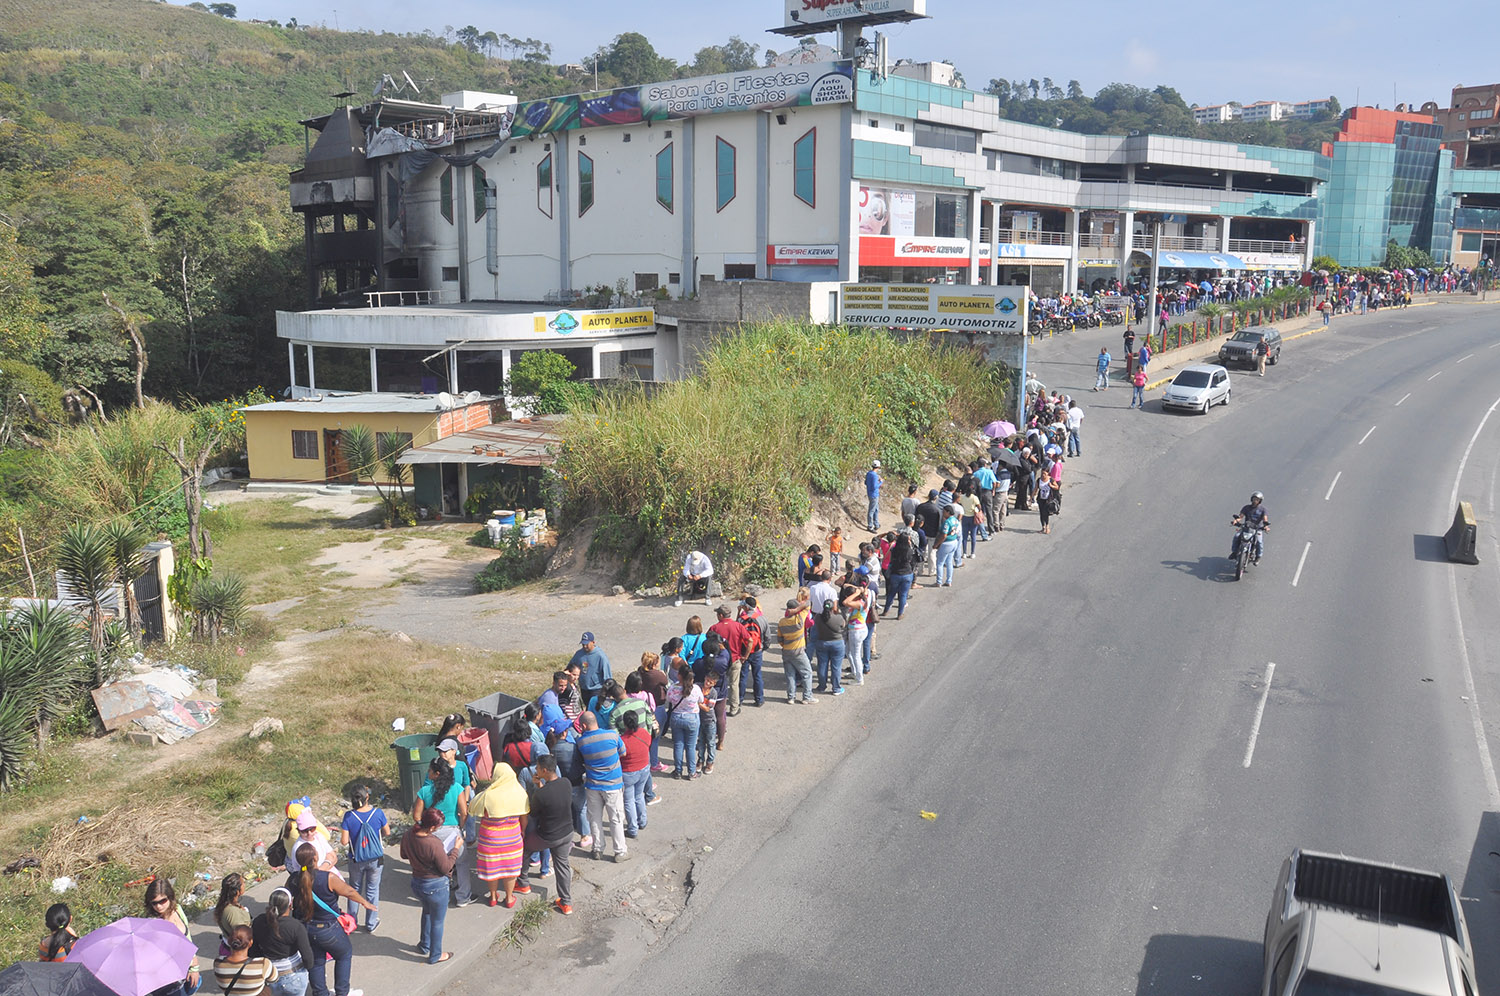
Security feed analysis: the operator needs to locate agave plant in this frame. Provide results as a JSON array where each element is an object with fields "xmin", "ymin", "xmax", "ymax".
[
  {"xmin": 189, "ymin": 572, "xmax": 247, "ymax": 645},
  {"xmin": 56, "ymin": 522, "xmax": 115, "ymax": 664},
  {"xmin": 103, "ymin": 520, "xmax": 149, "ymax": 643},
  {"xmin": 0, "ymin": 603, "xmax": 91, "ymax": 786}
]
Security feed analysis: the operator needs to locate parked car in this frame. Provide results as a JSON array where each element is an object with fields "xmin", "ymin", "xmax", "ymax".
[
  {"xmin": 1161, "ymin": 364, "xmax": 1231, "ymax": 414},
  {"xmin": 1218, "ymin": 327, "xmax": 1282, "ymax": 368}
]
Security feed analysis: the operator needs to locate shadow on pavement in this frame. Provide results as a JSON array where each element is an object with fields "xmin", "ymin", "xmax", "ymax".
[
  {"xmin": 1161, "ymin": 556, "xmax": 1234, "ymax": 582},
  {"xmin": 1413, "ymin": 534, "xmax": 1451, "ymax": 563},
  {"xmin": 1459, "ymin": 811, "xmax": 1500, "ymax": 993},
  {"xmin": 1135, "ymin": 932, "xmax": 1261, "ymax": 996}
]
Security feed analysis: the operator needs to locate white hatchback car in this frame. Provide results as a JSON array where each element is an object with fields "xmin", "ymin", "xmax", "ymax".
[{"xmin": 1161, "ymin": 363, "xmax": 1231, "ymax": 414}]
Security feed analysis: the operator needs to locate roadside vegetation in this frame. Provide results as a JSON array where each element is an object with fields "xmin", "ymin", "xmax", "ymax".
[{"xmin": 559, "ymin": 320, "xmax": 1006, "ymax": 583}]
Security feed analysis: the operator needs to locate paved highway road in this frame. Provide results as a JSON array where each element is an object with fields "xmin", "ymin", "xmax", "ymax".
[{"xmin": 614, "ymin": 303, "xmax": 1500, "ymax": 995}]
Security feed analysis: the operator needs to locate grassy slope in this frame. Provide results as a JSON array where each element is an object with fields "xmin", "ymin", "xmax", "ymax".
[{"xmin": 0, "ymin": 0, "xmax": 557, "ymax": 138}]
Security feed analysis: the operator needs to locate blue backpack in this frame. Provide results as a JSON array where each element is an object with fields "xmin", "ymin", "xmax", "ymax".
[{"xmin": 347, "ymin": 810, "xmax": 383, "ymax": 863}]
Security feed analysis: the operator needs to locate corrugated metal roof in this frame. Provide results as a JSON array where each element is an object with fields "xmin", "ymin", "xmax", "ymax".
[
  {"xmin": 243, "ymin": 392, "xmax": 498, "ymax": 415},
  {"xmin": 398, "ymin": 415, "xmax": 564, "ymax": 466}
]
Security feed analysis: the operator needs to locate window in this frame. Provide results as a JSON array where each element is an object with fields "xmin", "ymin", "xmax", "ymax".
[
  {"xmin": 793, "ymin": 128, "xmax": 816, "ymax": 207},
  {"xmin": 439, "ymin": 166, "xmax": 454, "ymax": 224},
  {"xmin": 441, "ymin": 266, "xmax": 459, "ymax": 282},
  {"xmin": 292, "ymin": 430, "xmax": 318, "ymax": 460},
  {"xmin": 895, "ymin": 123, "xmax": 906, "ymax": 132},
  {"xmin": 913, "ymin": 121, "xmax": 977, "ymax": 153},
  {"xmin": 869, "ymin": 118, "xmax": 879, "ymax": 128},
  {"xmin": 537, "ymin": 153, "xmax": 553, "ymax": 218},
  {"xmin": 386, "ymin": 172, "xmax": 402, "ymax": 230},
  {"xmin": 376, "ymin": 432, "xmax": 413, "ymax": 460},
  {"xmin": 724, "ymin": 263, "xmax": 756, "ymax": 279},
  {"xmin": 623, "ymin": 133, "xmax": 632, "ymax": 143},
  {"xmin": 634, "ymin": 272, "xmax": 659, "ymax": 291},
  {"xmin": 1462, "ymin": 232, "xmax": 1483, "ymax": 252},
  {"xmin": 1473, "ymin": 109, "xmax": 1494, "ymax": 120},
  {"xmin": 656, "ymin": 144, "xmax": 674, "ymax": 212},
  {"xmin": 472, "ymin": 165, "xmax": 488, "ymax": 222},
  {"xmin": 578, "ymin": 152, "xmax": 594, "ymax": 216},
  {"xmin": 715, "ymin": 137, "xmax": 736, "ymax": 211},
  {"xmin": 668, "ymin": 272, "xmax": 680, "ymax": 284}
]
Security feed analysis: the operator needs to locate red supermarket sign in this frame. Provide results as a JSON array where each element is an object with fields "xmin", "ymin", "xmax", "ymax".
[
  {"xmin": 859, "ymin": 235, "xmax": 991, "ymax": 267},
  {"xmin": 767, "ymin": 244, "xmax": 840, "ymax": 265}
]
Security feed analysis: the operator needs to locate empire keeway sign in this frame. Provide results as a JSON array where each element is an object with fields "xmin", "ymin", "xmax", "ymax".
[
  {"xmin": 859, "ymin": 236, "xmax": 992, "ymax": 267},
  {"xmin": 767, "ymin": 244, "xmax": 841, "ymax": 265}
]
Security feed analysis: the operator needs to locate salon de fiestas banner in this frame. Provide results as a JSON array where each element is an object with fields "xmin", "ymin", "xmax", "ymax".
[{"xmin": 512, "ymin": 60, "xmax": 855, "ymax": 137}]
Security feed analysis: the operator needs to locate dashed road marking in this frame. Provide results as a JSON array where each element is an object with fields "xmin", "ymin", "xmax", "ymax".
[
  {"xmin": 1358, "ymin": 426, "xmax": 1377, "ymax": 445},
  {"xmin": 1396, "ymin": 393, "xmax": 1411, "ymax": 406},
  {"xmin": 1243, "ymin": 662, "xmax": 1276, "ymax": 768},
  {"xmin": 1291, "ymin": 542, "xmax": 1311, "ymax": 588},
  {"xmin": 1325, "ymin": 472, "xmax": 1341, "ymax": 501}
]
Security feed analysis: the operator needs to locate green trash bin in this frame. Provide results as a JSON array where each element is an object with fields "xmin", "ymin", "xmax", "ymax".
[{"xmin": 390, "ymin": 733, "xmax": 439, "ymax": 811}]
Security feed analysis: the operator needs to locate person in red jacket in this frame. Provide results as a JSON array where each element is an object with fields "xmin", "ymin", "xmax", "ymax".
[{"xmin": 706, "ymin": 604, "xmax": 747, "ymax": 722}]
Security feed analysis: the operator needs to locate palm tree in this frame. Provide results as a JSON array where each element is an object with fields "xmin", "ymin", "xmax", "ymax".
[
  {"xmin": 56, "ymin": 523, "xmax": 115, "ymax": 670},
  {"xmin": 103, "ymin": 520, "xmax": 148, "ymax": 643}
]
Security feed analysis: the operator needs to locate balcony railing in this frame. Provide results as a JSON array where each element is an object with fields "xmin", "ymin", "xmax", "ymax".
[
  {"xmin": 1078, "ymin": 233, "xmax": 1120, "ymax": 249},
  {"xmin": 1227, "ymin": 239, "xmax": 1308, "ymax": 255},
  {"xmin": 993, "ymin": 228, "xmax": 1070, "ymax": 246},
  {"xmin": 1158, "ymin": 235, "xmax": 1218, "ymax": 252},
  {"xmin": 362, "ymin": 289, "xmax": 459, "ymax": 308}
]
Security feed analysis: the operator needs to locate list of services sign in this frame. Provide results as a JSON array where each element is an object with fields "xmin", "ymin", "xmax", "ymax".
[{"xmin": 840, "ymin": 284, "xmax": 1027, "ymax": 333}]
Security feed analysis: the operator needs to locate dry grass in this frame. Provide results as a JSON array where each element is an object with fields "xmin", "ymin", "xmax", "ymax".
[{"xmin": 40, "ymin": 803, "xmax": 218, "ymax": 881}]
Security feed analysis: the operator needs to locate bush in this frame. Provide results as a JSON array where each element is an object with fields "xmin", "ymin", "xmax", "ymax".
[
  {"xmin": 474, "ymin": 530, "xmax": 549, "ymax": 592},
  {"xmin": 740, "ymin": 542, "xmax": 794, "ymax": 587},
  {"xmin": 560, "ymin": 320, "xmax": 1003, "ymax": 582},
  {"xmin": 506, "ymin": 350, "xmax": 575, "ymax": 399}
]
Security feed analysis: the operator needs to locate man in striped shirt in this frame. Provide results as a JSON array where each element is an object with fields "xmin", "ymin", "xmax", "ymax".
[{"xmin": 576, "ymin": 712, "xmax": 629, "ymax": 863}]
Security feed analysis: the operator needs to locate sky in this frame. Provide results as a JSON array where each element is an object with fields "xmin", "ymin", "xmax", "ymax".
[{"xmin": 216, "ymin": 0, "xmax": 1481, "ymax": 109}]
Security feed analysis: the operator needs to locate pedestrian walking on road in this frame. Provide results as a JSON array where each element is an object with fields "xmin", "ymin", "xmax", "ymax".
[
  {"xmin": 1130, "ymin": 367, "xmax": 1147, "ymax": 409},
  {"xmin": 1255, "ymin": 336, "xmax": 1269, "ymax": 377},
  {"xmin": 1094, "ymin": 348, "xmax": 1112, "ymax": 391},
  {"xmin": 1137, "ymin": 342, "xmax": 1151, "ymax": 372},
  {"xmin": 1065, "ymin": 402, "xmax": 1084, "ymax": 457}
]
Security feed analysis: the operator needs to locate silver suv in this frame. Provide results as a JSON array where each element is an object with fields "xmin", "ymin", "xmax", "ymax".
[{"xmin": 1218, "ymin": 327, "xmax": 1282, "ymax": 368}]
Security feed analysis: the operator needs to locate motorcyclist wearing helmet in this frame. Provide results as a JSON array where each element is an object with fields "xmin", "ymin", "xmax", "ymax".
[{"xmin": 1231, "ymin": 492, "xmax": 1270, "ymax": 562}]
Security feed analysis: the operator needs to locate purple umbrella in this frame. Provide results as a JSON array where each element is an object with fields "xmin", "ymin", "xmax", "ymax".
[
  {"xmin": 67, "ymin": 918, "xmax": 199, "ymax": 996},
  {"xmin": 982, "ymin": 420, "xmax": 1016, "ymax": 438}
]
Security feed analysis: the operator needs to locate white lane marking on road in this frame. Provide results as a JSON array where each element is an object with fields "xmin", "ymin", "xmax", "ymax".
[
  {"xmin": 1243, "ymin": 662, "xmax": 1276, "ymax": 768},
  {"xmin": 1429, "ymin": 370, "xmax": 1444, "ymax": 381},
  {"xmin": 1396, "ymin": 393, "xmax": 1411, "ymax": 406},
  {"xmin": 1458, "ymin": 354, "xmax": 1475, "ymax": 364},
  {"xmin": 1445, "ymin": 394, "xmax": 1500, "ymax": 809},
  {"xmin": 1358, "ymin": 425, "xmax": 1377, "ymax": 445},
  {"xmin": 1291, "ymin": 541, "xmax": 1311, "ymax": 587},
  {"xmin": 1490, "ymin": 341, "xmax": 1500, "ymax": 349},
  {"xmin": 1324, "ymin": 472, "xmax": 1341, "ymax": 501}
]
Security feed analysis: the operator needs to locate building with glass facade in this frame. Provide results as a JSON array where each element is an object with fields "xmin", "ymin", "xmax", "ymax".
[{"xmin": 1314, "ymin": 108, "xmax": 1455, "ymax": 267}]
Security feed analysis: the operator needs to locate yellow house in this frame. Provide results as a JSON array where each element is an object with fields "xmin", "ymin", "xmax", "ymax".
[{"xmin": 242, "ymin": 392, "xmax": 500, "ymax": 484}]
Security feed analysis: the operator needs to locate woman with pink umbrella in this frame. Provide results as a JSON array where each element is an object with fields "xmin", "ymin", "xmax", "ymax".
[{"xmin": 65, "ymin": 890, "xmax": 201, "ymax": 996}]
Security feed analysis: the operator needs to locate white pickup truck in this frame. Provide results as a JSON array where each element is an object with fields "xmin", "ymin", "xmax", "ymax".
[{"xmin": 1262, "ymin": 849, "xmax": 1479, "ymax": 996}]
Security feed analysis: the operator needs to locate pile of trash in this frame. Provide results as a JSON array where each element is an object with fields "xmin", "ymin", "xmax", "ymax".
[{"xmin": 91, "ymin": 654, "xmax": 221, "ymax": 744}]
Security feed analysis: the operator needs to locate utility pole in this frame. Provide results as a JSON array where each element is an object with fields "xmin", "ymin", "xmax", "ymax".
[{"xmin": 1146, "ymin": 216, "xmax": 1163, "ymax": 344}]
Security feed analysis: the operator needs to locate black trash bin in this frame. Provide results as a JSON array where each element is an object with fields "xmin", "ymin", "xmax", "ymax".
[
  {"xmin": 467, "ymin": 691, "xmax": 529, "ymax": 764},
  {"xmin": 390, "ymin": 733, "xmax": 439, "ymax": 811}
]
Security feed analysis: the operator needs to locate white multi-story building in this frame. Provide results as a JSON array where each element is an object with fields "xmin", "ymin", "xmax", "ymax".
[
  {"xmin": 1290, "ymin": 98, "xmax": 1334, "ymax": 119},
  {"xmin": 1239, "ymin": 100, "xmax": 1289, "ymax": 122},
  {"xmin": 1192, "ymin": 104, "xmax": 1235, "ymax": 125},
  {"xmin": 278, "ymin": 62, "xmax": 1324, "ymax": 400}
]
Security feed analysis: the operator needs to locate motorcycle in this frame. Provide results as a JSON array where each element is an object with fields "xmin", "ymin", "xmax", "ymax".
[{"xmin": 1231, "ymin": 519, "xmax": 1264, "ymax": 580}]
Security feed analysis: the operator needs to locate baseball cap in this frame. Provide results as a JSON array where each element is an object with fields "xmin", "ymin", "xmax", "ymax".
[
  {"xmin": 928, "ymin": 489, "xmax": 939, "ymax": 498},
  {"xmin": 872, "ymin": 459, "xmax": 881, "ymax": 467},
  {"xmin": 295, "ymin": 811, "xmax": 318, "ymax": 830},
  {"xmin": 580, "ymin": 632, "xmax": 595, "ymax": 645},
  {"xmin": 437, "ymin": 738, "xmax": 459, "ymax": 753},
  {"xmin": 785, "ymin": 599, "xmax": 799, "ymax": 610}
]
